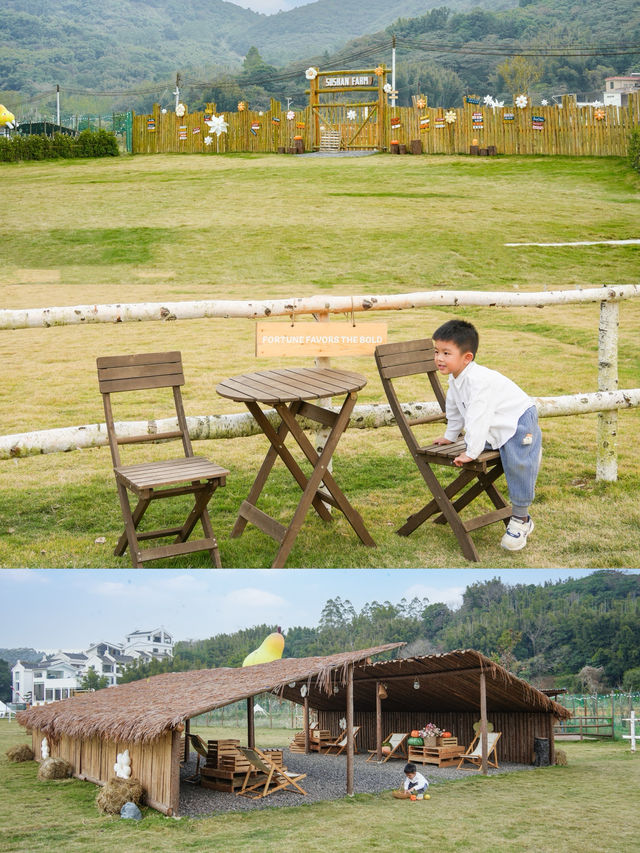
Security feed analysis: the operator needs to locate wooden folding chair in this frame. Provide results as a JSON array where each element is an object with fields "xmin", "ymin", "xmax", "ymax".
[
  {"xmin": 457, "ymin": 731, "xmax": 502, "ymax": 770},
  {"xmin": 184, "ymin": 733, "xmax": 209, "ymax": 784},
  {"xmin": 321, "ymin": 726, "xmax": 360, "ymax": 755},
  {"xmin": 374, "ymin": 338, "xmax": 512, "ymax": 562},
  {"xmin": 366, "ymin": 732, "xmax": 408, "ymax": 763},
  {"xmin": 97, "ymin": 351, "xmax": 229, "ymax": 567},
  {"xmin": 235, "ymin": 747, "xmax": 307, "ymax": 799}
]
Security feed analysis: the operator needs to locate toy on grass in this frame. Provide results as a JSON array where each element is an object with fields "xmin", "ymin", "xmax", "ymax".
[{"xmin": 242, "ymin": 627, "xmax": 285, "ymax": 667}]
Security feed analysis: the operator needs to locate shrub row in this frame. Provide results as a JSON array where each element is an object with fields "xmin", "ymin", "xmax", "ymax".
[
  {"xmin": 629, "ymin": 127, "xmax": 640, "ymax": 175},
  {"xmin": 0, "ymin": 129, "xmax": 119, "ymax": 162}
]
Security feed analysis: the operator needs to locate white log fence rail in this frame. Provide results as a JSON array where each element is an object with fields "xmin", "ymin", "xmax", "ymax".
[{"xmin": 2, "ymin": 285, "xmax": 639, "ymax": 482}]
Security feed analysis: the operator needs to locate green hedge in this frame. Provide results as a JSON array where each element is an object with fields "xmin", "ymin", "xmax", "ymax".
[
  {"xmin": 629, "ymin": 127, "xmax": 640, "ymax": 175},
  {"xmin": 0, "ymin": 129, "xmax": 119, "ymax": 162}
]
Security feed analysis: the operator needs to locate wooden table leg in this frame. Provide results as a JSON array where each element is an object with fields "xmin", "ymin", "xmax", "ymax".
[
  {"xmin": 272, "ymin": 393, "xmax": 375, "ymax": 567},
  {"xmin": 231, "ymin": 400, "xmax": 332, "ymax": 540},
  {"xmin": 277, "ymin": 394, "xmax": 375, "ymax": 547}
]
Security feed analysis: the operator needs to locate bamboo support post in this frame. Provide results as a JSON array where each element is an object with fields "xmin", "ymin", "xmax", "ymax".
[
  {"xmin": 479, "ymin": 670, "xmax": 488, "ymax": 775},
  {"xmin": 346, "ymin": 663, "xmax": 354, "ymax": 796},
  {"xmin": 596, "ymin": 299, "xmax": 619, "ymax": 481},
  {"xmin": 303, "ymin": 696, "xmax": 310, "ymax": 754}
]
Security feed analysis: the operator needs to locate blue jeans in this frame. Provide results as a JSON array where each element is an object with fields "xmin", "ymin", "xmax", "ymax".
[{"xmin": 498, "ymin": 406, "xmax": 542, "ymax": 517}]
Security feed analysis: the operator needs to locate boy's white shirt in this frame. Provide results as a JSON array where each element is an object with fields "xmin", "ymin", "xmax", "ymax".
[
  {"xmin": 444, "ymin": 361, "xmax": 532, "ymax": 460},
  {"xmin": 404, "ymin": 770, "xmax": 429, "ymax": 791}
]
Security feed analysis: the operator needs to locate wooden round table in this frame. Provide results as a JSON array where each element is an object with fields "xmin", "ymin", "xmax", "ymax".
[{"xmin": 216, "ymin": 367, "xmax": 376, "ymax": 567}]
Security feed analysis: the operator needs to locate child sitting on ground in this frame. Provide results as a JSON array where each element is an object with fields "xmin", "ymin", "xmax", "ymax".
[
  {"xmin": 393, "ymin": 763, "xmax": 430, "ymax": 799},
  {"xmin": 431, "ymin": 318, "xmax": 542, "ymax": 551}
]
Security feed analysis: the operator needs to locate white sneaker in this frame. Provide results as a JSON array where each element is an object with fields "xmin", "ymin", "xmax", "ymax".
[{"xmin": 501, "ymin": 516, "xmax": 534, "ymax": 551}]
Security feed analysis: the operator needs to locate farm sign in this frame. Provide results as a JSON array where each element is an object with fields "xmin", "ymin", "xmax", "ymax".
[
  {"xmin": 322, "ymin": 75, "xmax": 375, "ymax": 87},
  {"xmin": 256, "ymin": 321, "xmax": 387, "ymax": 357}
]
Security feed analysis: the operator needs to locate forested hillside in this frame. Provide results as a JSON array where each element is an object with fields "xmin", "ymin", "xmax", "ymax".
[
  {"xmin": 120, "ymin": 572, "xmax": 640, "ymax": 692},
  {"xmin": 0, "ymin": 0, "xmax": 502, "ymax": 104}
]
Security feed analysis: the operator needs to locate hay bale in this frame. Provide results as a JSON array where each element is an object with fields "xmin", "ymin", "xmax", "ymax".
[
  {"xmin": 6, "ymin": 744, "xmax": 35, "ymax": 762},
  {"xmin": 97, "ymin": 777, "xmax": 144, "ymax": 815},
  {"xmin": 37, "ymin": 757, "xmax": 73, "ymax": 780},
  {"xmin": 555, "ymin": 749, "xmax": 568, "ymax": 766}
]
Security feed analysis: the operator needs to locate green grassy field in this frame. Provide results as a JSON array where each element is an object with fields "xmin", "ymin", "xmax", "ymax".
[
  {"xmin": 1, "ymin": 720, "xmax": 639, "ymax": 852},
  {"xmin": 1, "ymin": 153, "xmax": 639, "ymax": 568}
]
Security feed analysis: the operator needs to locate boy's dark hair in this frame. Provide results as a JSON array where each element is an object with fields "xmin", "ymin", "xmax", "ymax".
[
  {"xmin": 404, "ymin": 763, "xmax": 417, "ymax": 774},
  {"xmin": 432, "ymin": 319, "xmax": 479, "ymax": 356}
]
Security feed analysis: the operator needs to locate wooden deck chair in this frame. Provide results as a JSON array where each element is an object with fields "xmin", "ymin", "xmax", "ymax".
[
  {"xmin": 374, "ymin": 339, "xmax": 512, "ymax": 562},
  {"xmin": 457, "ymin": 731, "xmax": 502, "ymax": 770},
  {"xmin": 366, "ymin": 732, "xmax": 409, "ymax": 763},
  {"xmin": 322, "ymin": 726, "xmax": 361, "ymax": 755},
  {"xmin": 184, "ymin": 733, "xmax": 209, "ymax": 784},
  {"xmin": 235, "ymin": 747, "xmax": 307, "ymax": 799},
  {"xmin": 97, "ymin": 351, "xmax": 229, "ymax": 568}
]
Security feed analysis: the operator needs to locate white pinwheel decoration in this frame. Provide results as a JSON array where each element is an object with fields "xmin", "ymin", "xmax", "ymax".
[
  {"xmin": 339, "ymin": 717, "xmax": 347, "ymax": 730},
  {"xmin": 286, "ymin": 110, "xmax": 295, "ymax": 120},
  {"xmin": 205, "ymin": 114, "xmax": 229, "ymax": 137},
  {"xmin": 444, "ymin": 110, "xmax": 457, "ymax": 124},
  {"xmin": 305, "ymin": 67, "xmax": 318, "ymax": 80},
  {"xmin": 175, "ymin": 103, "xmax": 186, "ymax": 117},
  {"xmin": 515, "ymin": 94, "xmax": 528, "ymax": 109},
  {"xmin": 483, "ymin": 94, "xmax": 495, "ymax": 106},
  {"xmin": 204, "ymin": 136, "xmax": 213, "ymax": 145},
  {"xmin": 541, "ymin": 99, "xmax": 549, "ymax": 106},
  {"xmin": 383, "ymin": 82, "xmax": 393, "ymax": 94},
  {"xmin": 347, "ymin": 109, "xmax": 357, "ymax": 121}
]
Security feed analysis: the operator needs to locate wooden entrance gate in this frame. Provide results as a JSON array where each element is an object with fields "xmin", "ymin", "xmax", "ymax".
[{"xmin": 307, "ymin": 67, "xmax": 389, "ymax": 151}]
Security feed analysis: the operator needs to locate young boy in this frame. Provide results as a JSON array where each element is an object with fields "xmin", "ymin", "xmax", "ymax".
[
  {"xmin": 431, "ymin": 319, "xmax": 542, "ymax": 551},
  {"xmin": 393, "ymin": 763, "xmax": 430, "ymax": 799}
]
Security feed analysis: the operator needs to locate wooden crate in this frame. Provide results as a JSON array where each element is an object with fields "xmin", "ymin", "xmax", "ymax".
[
  {"xmin": 438, "ymin": 736, "xmax": 458, "ymax": 746},
  {"xmin": 408, "ymin": 743, "xmax": 463, "ymax": 767}
]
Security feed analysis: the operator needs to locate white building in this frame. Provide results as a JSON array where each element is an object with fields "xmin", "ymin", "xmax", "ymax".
[
  {"xmin": 603, "ymin": 74, "xmax": 640, "ymax": 106},
  {"xmin": 11, "ymin": 628, "xmax": 173, "ymax": 705}
]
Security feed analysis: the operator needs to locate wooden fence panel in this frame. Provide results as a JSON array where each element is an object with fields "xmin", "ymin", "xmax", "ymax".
[{"xmin": 132, "ymin": 94, "xmax": 638, "ymax": 157}]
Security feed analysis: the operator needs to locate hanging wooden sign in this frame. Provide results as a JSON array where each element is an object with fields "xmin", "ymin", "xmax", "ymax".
[{"xmin": 256, "ymin": 321, "xmax": 387, "ymax": 357}]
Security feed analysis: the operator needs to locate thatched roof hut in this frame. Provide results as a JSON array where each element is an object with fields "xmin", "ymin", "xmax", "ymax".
[
  {"xmin": 18, "ymin": 643, "xmax": 401, "ymax": 814},
  {"xmin": 18, "ymin": 644, "xmax": 569, "ymax": 814}
]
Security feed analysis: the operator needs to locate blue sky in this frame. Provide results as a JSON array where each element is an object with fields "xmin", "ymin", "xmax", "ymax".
[{"xmin": 2, "ymin": 568, "xmax": 634, "ymax": 652}]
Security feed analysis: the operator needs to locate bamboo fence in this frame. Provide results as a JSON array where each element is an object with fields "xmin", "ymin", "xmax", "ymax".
[{"xmin": 132, "ymin": 94, "xmax": 639, "ymax": 157}]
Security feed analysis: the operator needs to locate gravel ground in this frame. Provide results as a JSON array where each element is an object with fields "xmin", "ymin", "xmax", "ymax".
[{"xmin": 178, "ymin": 749, "xmax": 535, "ymax": 816}]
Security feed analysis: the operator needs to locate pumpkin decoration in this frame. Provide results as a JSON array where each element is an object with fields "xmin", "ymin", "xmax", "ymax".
[
  {"xmin": 381, "ymin": 744, "xmax": 392, "ymax": 754},
  {"xmin": 411, "ymin": 730, "xmax": 420, "ymax": 738},
  {"xmin": 442, "ymin": 731, "xmax": 452, "ymax": 738}
]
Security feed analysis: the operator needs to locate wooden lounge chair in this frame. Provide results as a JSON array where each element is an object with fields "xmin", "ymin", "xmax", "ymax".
[
  {"xmin": 457, "ymin": 731, "xmax": 502, "ymax": 770},
  {"xmin": 97, "ymin": 351, "xmax": 229, "ymax": 567},
  {"xmin": 321, "ymin": 726, "xmax": 361, "ymax": 755},
  {"xmin": 184, "ymin": 733, "xmax": 209, "ymax": 784},
  {"xmin": 366, "ymin": 732, "xmax": 409, "ymax": 763},
  {"xmin": 374, "ymin": 339, "xmax": 512, "ymax": 562},
  {"xmin": 235, "ymin": 746, "xmax": 307, "ymax": 799}
]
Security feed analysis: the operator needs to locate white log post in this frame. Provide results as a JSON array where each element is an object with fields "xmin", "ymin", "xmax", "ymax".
[
  {"xmin": 313, "ymin": 311, "xmax": 333, "ymax": 511},
  {"xmin": 622, "ymin": 710, "xmax": 637, "ymax": 752},
  {"xmin": 1, "ymin": 285, "xmax": 639, "ymax": 329},
  {"xmin": 1, "ymin": 389, "xmax": 639, "ymax": 461},
  {"xmin": 596, "ymin": 300, "xmax": 619, "ymax": 482}
]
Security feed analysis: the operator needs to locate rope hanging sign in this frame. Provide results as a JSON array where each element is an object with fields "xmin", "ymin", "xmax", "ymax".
[{"xmin": 255, "ymin": 319, "xmax": 387, "ymax": 357}]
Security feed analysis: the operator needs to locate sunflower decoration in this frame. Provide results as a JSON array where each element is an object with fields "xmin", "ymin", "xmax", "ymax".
[
  {"xmin": 416, "ymin": 97, "xmax": 426, "ymax": 109},
  {"xmin": 594, "ymin": 108, "xmax": 605, "ymax": 121},
  {"xmin": 515, "ymin": 94, "xmax": 529, "ymax": 109},
  {"xmin": 374, "ymin": 65, "xmax": 384, "ymax": 77},
  {"xmin": 444, "ymin": 109, "xmax": 457, "ymax": 124},
  {"xmin": 237, "ymin": 101, "xmax": 247, "ymax": 111}
]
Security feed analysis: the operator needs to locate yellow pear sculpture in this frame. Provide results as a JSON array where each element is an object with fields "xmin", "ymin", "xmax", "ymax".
[
  {"xmin": 0, "ymin": 105, "xmax": 16, "ymax": 127},
  {"xmin": 242, "ymin": 627, "xmax": 285, "ymax": 667}
]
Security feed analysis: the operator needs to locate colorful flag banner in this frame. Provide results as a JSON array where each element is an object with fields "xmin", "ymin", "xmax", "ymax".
[
  {"xmin": 147, "ymin": 118, "xmax": 155, "ymax": 132},
  {"xmin": 178, "ymin": 125, "xmax": 187, "ymax": 140},
  {"xmin": 532, "ymin": 115, "xmax": 545, "ymax": 131},
  {"xmin": 296, "ymin": 121, "xmax": 305, "ymax": 129},
  {"xmin": 390, "ymin": 117, "xmax": 401, "ymax": 129},
  {"xmin": 192, "ymin": 126, "xmax": 200, "ymax": 134},
  {"xmin": 434, "ymin": 115, "xmax": 445, "ymax": 129},
  {"xmin": 465, "ymin": 96, "xmax": 481, "ymax": 104},
  {"xmin": 272, "ymin": 116, "xmax": 281, "ymax": 125},
  {"xmin": 503, "ymin": 112, "xmax": 515, "ymax": 122},
  {"xmin": 419, "ymin": 116, "xmax": 430, "ymax": 131},
  {"xmin": 472, "ymin": 111, "xmax": 483, "ymax": 130}
]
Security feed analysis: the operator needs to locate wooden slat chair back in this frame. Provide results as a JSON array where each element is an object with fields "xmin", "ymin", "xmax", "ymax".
[
  {"xmin": 184, "ymin": 733, "xmax": 209, "ymax": 784},
  {"xmin": 457, "ymin": 731, "xmax": 502, "ymax": 770},
  {"xmin": 235, "ymin": 746, "xmax": 307, "ymax": 799},
  {"xmin": 366, "ymin": 731, "xmax": 409, "ymax": 763},
  {"xmin": 320, "ymin": 130, "xmax": 341, "ymax": 150},
  {"xmin": 97, "ymin": 351, "xmax": 228, "ymax": 568},
  {"xmin": 322, "ymin": 725, "xmax": 361, "ymax": 755},
  {"xmin": 374, "ymin": 338, "xmax": 512, "ymax": 562}
]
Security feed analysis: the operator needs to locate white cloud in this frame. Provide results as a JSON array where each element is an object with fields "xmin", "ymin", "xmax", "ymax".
[
  {"xmin": 403, "ymin": 583, "xmax": 466, "ymax": 610},
  {"xmin": 224, "ymin": 587, "xmax": 286, "ymax": 608},
  {"xmin": 2, "ymin": 569, "xmax": 49, "ymax": 584}
]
